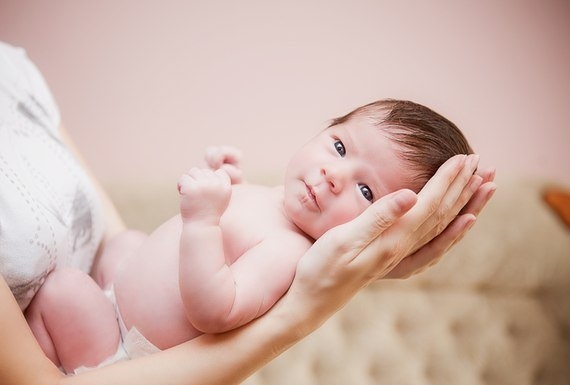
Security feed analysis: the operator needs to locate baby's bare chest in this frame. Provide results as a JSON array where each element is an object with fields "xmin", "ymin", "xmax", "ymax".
[{"xmin": 219, "ymin": 185, "xmax": 292, "ymax": 263}]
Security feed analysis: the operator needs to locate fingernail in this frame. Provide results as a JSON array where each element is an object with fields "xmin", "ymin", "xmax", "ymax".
[
  {"xmin": 469, "ymin": 175, "xmax": 483, "ymax": 192},
  {"xmin": 468, "ymin": 154, "xmax": 480, "ymax": 172},
  {"xmin": 489, "ymin": 167, "xmax": 497, "ymax": 180},
  {"xmin": 394, "ymin": 189, "xmax": 417, "ymax": 207},
  {"xmin": 466, "ymin": 215, "xmax": 477, "ymax": 231},
  {"xmin": 487, "ymin": 183, "xmax": 497, "ymax": 198}
]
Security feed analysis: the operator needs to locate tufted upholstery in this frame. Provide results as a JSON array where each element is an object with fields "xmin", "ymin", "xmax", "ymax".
[{"xmin": 108, "ymin": 177, "xmax": 570, "ymax": 385}]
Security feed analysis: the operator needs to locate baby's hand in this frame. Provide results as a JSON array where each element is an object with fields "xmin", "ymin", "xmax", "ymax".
[
  {"xmin": 177, "ymin": 167, "xmax": 232, "ymax": 223},
  {"xmin": 204, "ymin": 145, "xmax": 244, "ymax": 184}
]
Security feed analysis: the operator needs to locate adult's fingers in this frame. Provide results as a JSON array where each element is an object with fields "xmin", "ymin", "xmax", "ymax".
[
  {"xmin": 325, "ymin": 188, "xmax": 416, "ymax": 256},
  {"xmin": 290, "ymin": 188, "xmax": 418, "ymax": 315},
  {"xmin": 476, "ymin": 166, "xmax": 496, "ymax": 184},
  {"xmin": 384, "ymin": 213, "xmax": 476, "ymax": 279},
  {"xmin": 385, "ymin": 175, "xmax": 497, "ymax": 280},
  {"xmin": 410, "ymin": 154, "xmax": 483, "ymax": 247},
  {"xmin": 296, "ymin": 188, "xmax": 417, "ymax": 282},
  {"xmin": 415, "ymin": 172, "xmax": 482, "ymax": 248},
  {"xmin": 396, "ymin": 154, "xmax": 477, "ymax": 252},
  {"xmin": 338, "ymin": 188, "xmax": 417, "ymax": 259},
  {"xmin": 402, "ymin": 155, "xmax": 467, "ymax": 230},
  {"xmin": 414, "ymin": 163, "xmax": 495, "ymax": 247},
  {"xmin": 422, "ymin": 155, "xmax": 480, "ymax": 231},
  {"xmin": 460, "ymin": 167, "xmax": 497, "ymax": 216}
]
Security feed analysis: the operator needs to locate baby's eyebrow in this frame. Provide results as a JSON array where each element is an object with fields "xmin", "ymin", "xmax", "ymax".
[{"xmin": 339, "ymin": 129, "xmax": 356, "ymax": 153}]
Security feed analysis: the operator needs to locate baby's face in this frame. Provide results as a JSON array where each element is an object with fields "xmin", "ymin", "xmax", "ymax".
[{"xmin": 283, "ymin": 118, "xmax": 412, "ymax": 239}]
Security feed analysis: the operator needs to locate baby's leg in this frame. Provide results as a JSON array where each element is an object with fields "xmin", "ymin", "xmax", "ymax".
[
  {"xmin": 25, "ymin": 268, "xmax": 120, "ymax": 373},
  {"xmin": 91, "ymin": 229, "xmax": 148, "ymax": 288}
]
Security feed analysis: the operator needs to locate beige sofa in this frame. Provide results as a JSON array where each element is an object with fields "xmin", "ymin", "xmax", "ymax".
[{"xmin": 108, "ymin": 177, "xmax": 570, "ymax": 385}]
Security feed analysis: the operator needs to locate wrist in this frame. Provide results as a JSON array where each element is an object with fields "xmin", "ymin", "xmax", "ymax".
[
  {"xmin": 249, "ymin": 302, "xmax": 309, "ymax": 357},
  {"xmin": 264, "ymin": 292, "xmax": 325, "ymax": 343},
  {"xmin": 180, "ymin": 214, "xmax": 222, "ymax": 227}
]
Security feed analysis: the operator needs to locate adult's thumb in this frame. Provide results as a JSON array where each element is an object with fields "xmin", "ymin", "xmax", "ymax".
[{"xmin": 352, "ymin": 189, "xmax": 417, "ymax": 243}]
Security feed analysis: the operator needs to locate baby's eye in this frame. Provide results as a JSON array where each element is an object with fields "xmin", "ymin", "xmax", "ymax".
[
  {"xmin": 334, "ymin": 140, "xmax": 346, "ymax": 157},
  {"xmin": 358, "ymin": 184, "xmax": 374, "ymax": 202}
]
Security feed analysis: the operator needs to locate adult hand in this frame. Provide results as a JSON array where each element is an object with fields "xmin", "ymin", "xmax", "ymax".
[
  {"xmin": 385, "ymin": 160, "xmax": 496, "ymax": 278},
  {"xmin": 277, "ymin": 154, "xmax": 495, "ymax": 335}
]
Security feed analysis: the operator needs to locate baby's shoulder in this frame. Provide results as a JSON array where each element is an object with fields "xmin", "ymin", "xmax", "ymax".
[{"xmin": 263, "ymin": 226, "xmax": 314, "ymax": 256}]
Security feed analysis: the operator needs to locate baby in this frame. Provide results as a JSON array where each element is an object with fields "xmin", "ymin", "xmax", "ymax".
[{"xmin": 26, "ymin": 99, "xmax": 474, "ymax": 373}]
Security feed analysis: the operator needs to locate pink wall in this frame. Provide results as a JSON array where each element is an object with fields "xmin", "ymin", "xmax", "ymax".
[{"xmin": 1, "ymin": 1, "xmax": 569, "ymax": 186}]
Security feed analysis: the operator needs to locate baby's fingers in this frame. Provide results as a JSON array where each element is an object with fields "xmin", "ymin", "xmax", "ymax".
[
  {"xmin": 205, "ymin": 146, "xmax": 242, "ymax": 169},
  {"xmin": 221, "ymin": 164, "xmax": 244, "ymax": 184},
  {"xmin": 177, "ymin": 167, "xmax": 231, "ymax": 194}
]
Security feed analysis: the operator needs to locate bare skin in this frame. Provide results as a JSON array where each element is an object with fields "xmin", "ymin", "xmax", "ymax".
[
  {"xmin": 4, "ymin": 148, "xmax": 496, "ymax": 384},
  {"xmin": 28, "ymin": 119, "xmax": 420, "ymax": 371},
  {"xmin": 26, "ymin": 119, "xmax": 493, "ymax": 373}
]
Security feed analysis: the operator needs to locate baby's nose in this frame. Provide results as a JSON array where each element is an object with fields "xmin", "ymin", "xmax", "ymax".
[{"xmin": 321, "ymin": 163, "xmax": 348, "ymax": 193}]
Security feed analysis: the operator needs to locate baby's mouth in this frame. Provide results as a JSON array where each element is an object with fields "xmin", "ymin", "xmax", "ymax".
[{"xmin": 305, "ymin": 183, "xmax": 320, "ymax": 210}]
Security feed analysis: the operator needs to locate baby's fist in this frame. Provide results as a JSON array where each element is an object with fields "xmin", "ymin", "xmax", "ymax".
[{"xmin": 178, "ymin": 167, "xmax": 232, "ymax": 223}]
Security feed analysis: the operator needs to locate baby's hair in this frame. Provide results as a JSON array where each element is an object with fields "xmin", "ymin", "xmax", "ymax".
[{"xmin": 328, "ymin": 99, "xmax": 474, "ymax": 192}]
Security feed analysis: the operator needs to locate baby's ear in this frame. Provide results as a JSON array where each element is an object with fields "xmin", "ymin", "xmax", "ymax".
[{"xmin": 543, "ymin": 186, "xmax": 570, "ymax": 229}]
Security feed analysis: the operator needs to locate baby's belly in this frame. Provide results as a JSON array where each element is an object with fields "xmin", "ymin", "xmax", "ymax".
[{"xmin": 113, "ymin": 216, "xmax": 203, "ymax": 349}]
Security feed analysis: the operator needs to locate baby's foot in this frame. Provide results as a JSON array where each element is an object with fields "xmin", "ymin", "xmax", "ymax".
[{"xmin": 177, "ymin": 167, "xmax": 232, "ymax": 223}]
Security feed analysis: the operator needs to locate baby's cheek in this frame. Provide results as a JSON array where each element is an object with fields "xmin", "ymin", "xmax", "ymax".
[{"xmin": 329, "ymin": 205, "xmax": 364, "ymax": 229}]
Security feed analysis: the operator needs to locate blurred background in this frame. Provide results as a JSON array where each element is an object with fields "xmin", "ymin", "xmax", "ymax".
[
  {"xmin": 1, "ymin": 0, "xmax": 569, "ymax": 189},
  {"xmin": 3, "ymin": 3, "xmax": 569, "ymax": 383}
]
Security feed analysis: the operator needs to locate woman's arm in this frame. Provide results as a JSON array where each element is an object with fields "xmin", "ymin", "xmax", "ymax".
[{"xmin": 0, "ymin": 277, "xmax": 64, "ymax": 385}]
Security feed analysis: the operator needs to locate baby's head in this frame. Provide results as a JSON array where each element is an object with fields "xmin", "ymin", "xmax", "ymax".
[
  {"xmin": 329, "ymin": 99, "xmax": 474, "ymax": 193},
  {"xmin": 283, "ymin": 98, "xmax": 473, "ymax": 240}
]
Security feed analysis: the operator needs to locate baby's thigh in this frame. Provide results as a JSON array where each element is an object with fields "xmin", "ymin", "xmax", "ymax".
[{"xmin": 28, "ymin": 268, "xmax": 121, "ymax": 371}]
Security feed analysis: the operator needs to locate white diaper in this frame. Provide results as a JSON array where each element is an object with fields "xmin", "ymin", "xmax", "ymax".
[{"xmin": 73, "ymin": 287, "xmax": 161, "ymax": 374}]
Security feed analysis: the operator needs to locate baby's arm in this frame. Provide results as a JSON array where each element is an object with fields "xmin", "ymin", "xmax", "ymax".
[
  {"xmin": 204, "ymin": 145, "xmax": 244, "ymax": 184},
  {"xmin": 177, "ymin": 168, "xmax": 302, "ymax": 333},
  {"xmin": 177, "ymin": 168, "xmax": 239, "ymax": 332}
]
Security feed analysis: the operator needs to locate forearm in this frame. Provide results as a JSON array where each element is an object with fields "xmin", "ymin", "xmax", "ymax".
[
  {"xmin": 62, "ymin": 305, "xmax": 302, "ymax": 385},
  {"xmin": 1, "ymin": 273, "xmax": 300, "ymax": 385},
  {"xmin": 179, "ymin": 222, "xmax": 237, "ymax": 331},
  {"xmin": 0, "ymin": 278, "xmax": 64, "ymax": 385}
]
